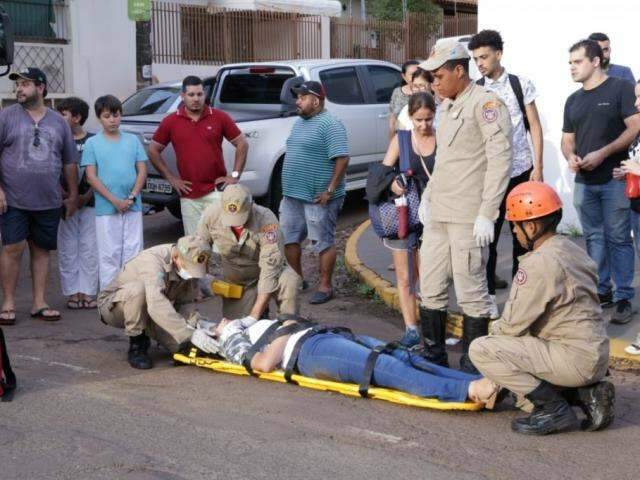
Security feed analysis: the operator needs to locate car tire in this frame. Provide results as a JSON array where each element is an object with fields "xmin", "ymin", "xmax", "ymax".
[
  {"xmin": 265, "ymin": 159, "xmax": 283, "ymax": 217},
  {"xmin": 167, "ymin": 200, "xmax": 182, "ymax": 219}
]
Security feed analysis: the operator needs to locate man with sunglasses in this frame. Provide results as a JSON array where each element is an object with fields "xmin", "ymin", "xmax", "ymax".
[{"xmin": 0, "ymin": 67, "xmax": 78, "ymax": 325}]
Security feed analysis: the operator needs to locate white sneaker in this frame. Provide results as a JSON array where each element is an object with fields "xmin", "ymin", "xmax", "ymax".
[
  {"xmin": 624, "ymin": 342, "xmax": 640, "ymax": 355},
  {"xmin": 489, "ymin": 295, "xmax": 500, "ymax": 320},
  {"xmin": 190, "ymin": 329, "xmax": 221, "ymax": 355}
]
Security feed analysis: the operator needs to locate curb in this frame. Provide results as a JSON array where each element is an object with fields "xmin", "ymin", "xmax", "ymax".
[
  {"xmin": 344, "ymin": 220, "xmax": 640, "ymax": 369},
  {"xmin": 344, "ymin": 220, "xmax": 464, "ymax": 338}
]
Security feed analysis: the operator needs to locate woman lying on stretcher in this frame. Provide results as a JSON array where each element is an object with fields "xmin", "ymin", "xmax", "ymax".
[{"xmin": 190, "ymin": 316, "xmax": 498, "ymax": 405}]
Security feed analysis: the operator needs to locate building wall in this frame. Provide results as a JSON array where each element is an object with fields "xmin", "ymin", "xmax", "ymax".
[
  {"xmin": 152, "ymin": 63, "xmax": 220, "ymax": 83},
  {"xmin": 479, "ymin": 0, "xmax": 639, "ymax": 231},
  {"xmin": 64, "ymin": 0, "xmax": 136, "ymax": 130},
  {"xmin": 0, "ymin": 1, "xmax": 136, "ymax": 131}
]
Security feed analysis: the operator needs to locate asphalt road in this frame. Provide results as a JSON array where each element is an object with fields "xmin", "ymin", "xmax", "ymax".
[{"xmin": 2, "ymin": 197, "xmax": 640, "ymax": 480}]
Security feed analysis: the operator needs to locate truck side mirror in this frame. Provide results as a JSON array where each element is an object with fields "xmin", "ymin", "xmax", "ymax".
[{"xmin": 0, "ymin": 7, "xmax": 14, "ymax": 69}]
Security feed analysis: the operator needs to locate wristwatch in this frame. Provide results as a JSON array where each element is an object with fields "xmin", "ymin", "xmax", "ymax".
[
  {"xmin": 127, "ymin": 193, "xmax": 135, "ymax": 201},
  {"xmin": 231, "ymin": 171, "xmax": 240, "ymax": 179},
  {"xmin": 326, "ymin": 186, "xmax": 335, "ymax": 194}
]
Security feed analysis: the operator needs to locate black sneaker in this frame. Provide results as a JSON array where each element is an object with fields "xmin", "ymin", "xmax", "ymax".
[
  {"xmin": 576, "ymin": 381, "xmax": 616, "ymax": 431},
  {"xmin": 598, "ymin": 291, "xmax": 615, "ymax": 309},
  {"xmin": 611, "ymin": 299, "xmax": 633, "ymax": 324},
  {"xmin": 128, "ymin": 334, "xmax": 153, "ymax": 370},
  {"xmin": 511, "ymin": 400, "xmax": 578, "ymax": 435}
]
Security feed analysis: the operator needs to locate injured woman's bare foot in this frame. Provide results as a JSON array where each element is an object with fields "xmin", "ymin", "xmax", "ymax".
[{"xmin": 468, "ymin": 378, "xmax": 499, "ymax": 408}]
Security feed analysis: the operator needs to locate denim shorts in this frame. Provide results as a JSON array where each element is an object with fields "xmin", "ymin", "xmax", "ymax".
[
  {"xmin": 279, "ymin": 195, "xmax": 344, "ymax": 253},
  {"xmin": 0, "ymin": 206, "xmax": 62, "ymax": 250},
  {"xmin": 382, "ymin": 231, "xmax": 419, "ymax": 251}
]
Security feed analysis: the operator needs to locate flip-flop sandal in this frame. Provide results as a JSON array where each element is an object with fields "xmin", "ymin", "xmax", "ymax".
[
  {"xmin": 30, "ymin": 308, "xmax": 61, "ymax": 322},
  {"xmin": 0, "ymin": 309, "xmax": 16, "ymax": 325},
  {"xmin": 83, "ymin": 299, "xmax": 98, "ymax": 310},
  {"xmin": 309, "ymin": 290, "xmax": 333, "ymax": 305},
  {"xmin": 67, "ymin": 300, "xmax": 82, "ymax": 310}
]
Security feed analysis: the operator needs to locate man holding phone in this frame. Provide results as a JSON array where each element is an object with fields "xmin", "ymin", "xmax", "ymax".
[{"xmin": 0, "ymin": 68, "xmax": 78, "ymax": 324}]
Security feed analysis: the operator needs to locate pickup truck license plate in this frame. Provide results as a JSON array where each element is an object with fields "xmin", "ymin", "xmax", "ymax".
[{"xmin": 144, "ymin": 177, "xmax": 173, "ymax": 194}]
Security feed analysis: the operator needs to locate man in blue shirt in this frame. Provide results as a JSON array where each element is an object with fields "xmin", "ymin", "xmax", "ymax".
[
  {"xmin": 280, "ymin": 81, "xmax": 349, "ymax": 305},
  {"xmin": 588, "ymin": 33, "xmax": 635, "ymax": 85}
]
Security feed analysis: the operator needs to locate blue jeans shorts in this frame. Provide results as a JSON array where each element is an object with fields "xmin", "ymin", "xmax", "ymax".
[
  {"xmin": 279, "ymin": 195, "xmax": 344, "ymax": 253},
  {"xmin": 0, "ymin": 206, "xmax": 62, "ymax": 251}
]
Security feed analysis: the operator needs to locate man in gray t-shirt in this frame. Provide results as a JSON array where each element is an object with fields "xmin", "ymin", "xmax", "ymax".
[{"xmin": 0, "ymin": 68, "xmax": 77, "ymax": 325}]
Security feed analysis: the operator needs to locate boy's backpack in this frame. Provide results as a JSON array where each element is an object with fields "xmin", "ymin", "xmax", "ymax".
[
  {"xmin": 0, "ymin": 327, "xmax": 16, "ymax": 401},
  {"xmin": 477, "ymin": 74, "xmax": 530, "ymax": 132}
]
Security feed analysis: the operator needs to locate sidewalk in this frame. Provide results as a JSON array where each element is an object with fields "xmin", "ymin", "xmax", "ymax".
[{"xmin": 345, "ymin": 220, "xmax": 640, "ymax": 368}]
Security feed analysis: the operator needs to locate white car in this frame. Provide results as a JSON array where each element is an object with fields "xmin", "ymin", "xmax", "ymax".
[{"xmin": 120, "ymin": 59, "xmax": 403, "ymax": 217}]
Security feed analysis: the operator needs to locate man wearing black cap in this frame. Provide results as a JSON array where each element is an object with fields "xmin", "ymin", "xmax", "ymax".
[
  {"xmin": 281, "ymin": 81, "xmax": 350, "ymax": 304},
  {"xmin": 0, "ymin": 67, "xmax": 78, "ymax": 325}
]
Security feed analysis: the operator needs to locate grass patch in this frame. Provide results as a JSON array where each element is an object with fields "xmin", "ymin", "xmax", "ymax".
[{"xmin": 559, "ymin": 222, "xmax": 582, "ymax": 237}]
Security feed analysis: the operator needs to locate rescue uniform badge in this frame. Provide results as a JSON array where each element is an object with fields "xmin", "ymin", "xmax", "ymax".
[
  {"xmin": 261, "ymin": 224, "xmax": 278, "ymax": 244},
  {"xmin": 515, "ymin": 268, "xmax": 527, "ymax": 286},
  {"xmin": 482, "ymin": 101, "xmax": 499, "ymax": 123},
  {"xmin": 224, "ymin": 201, "xmax": 240, "ymax": 214}
]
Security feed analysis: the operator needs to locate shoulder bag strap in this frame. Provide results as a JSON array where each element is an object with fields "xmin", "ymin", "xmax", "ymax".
[
  {"xmin": 398, "ymin": 130, "xmax": 412, "ymax": 173},
  {"xmin": 508, "ymin": 73, "xmax": 530, "ymax": 132}
]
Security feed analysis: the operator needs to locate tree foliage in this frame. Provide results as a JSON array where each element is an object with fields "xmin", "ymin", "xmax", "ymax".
[{"xmin": 369, "ymin": 0, "xmax": 442, "ymax": 23}]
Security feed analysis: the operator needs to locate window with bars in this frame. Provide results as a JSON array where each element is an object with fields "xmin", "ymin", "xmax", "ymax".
[{"xmin": 2, "ymin": 0, "xmax": 69, "ymax": 43}]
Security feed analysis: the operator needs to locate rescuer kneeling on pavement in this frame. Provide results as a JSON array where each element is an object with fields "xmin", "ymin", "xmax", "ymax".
[
  {"xmin": 197, "ymin": 183, "xmax": 302, "ymax": 321},
  {"xmin": 470, "ymin": 182, "xmax": 614, "ymax": 435},
  {"xmin": 98, "ymin": 235, "xmax": 213, "ymax": 369}
]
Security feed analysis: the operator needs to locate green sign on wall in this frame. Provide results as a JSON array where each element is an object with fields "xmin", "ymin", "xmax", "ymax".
[{"xmin": 128, "ymin": 0, "xmax": 151, "ymax": 22}]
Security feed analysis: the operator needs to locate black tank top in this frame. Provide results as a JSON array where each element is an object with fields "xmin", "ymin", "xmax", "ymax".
[{"xmin": 397, "ymin": 129, "xmax": 435, "ymax": 189}]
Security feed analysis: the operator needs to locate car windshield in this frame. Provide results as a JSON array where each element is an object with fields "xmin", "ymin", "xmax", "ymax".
[{"xmin": 122, "ymin": 87, "xmax": 180, "ymax": 116}]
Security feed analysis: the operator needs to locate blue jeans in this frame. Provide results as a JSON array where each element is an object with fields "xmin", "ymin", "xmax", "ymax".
[
  {"xmin": 296, "ymin": 333, "xmax": 478, "ymax": 402},
  {"xmin": 573, "ymin": 179, "xmax": 634, "ymax": 301}
]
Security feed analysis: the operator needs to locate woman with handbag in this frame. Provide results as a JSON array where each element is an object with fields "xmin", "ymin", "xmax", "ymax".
[{"xmin": 367, "ymin": 92, "xmax": 436, "ymax": 347}]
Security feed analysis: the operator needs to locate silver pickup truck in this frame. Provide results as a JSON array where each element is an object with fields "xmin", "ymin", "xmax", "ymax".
[{"xmin": 120, "ymin": 59, "xmax": 402, "ymax": 217}]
